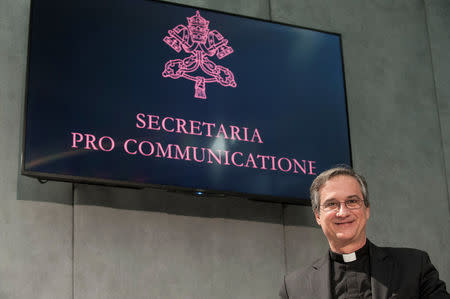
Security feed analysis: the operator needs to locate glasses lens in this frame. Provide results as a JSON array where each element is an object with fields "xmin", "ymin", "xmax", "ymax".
[
  {"xmin": 323, "ymin": 201, "xmax": 338, "ymax": 211},
  {"xmin": 346, "ymin": 199, "xmax": 362, "ymax": 209}
]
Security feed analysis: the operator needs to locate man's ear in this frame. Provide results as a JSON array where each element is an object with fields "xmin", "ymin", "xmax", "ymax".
[{"xmin": 315, "ymin": 209, "xmax": 321, "ymax": 226}]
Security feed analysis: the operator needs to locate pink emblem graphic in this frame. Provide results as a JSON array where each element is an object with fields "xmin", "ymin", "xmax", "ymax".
[{"xmin": 162, "ymin": 11, "xmax": 237, "ymax": 99}]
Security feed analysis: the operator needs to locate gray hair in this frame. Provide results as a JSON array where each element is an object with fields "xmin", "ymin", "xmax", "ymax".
[{"xmin": 310, "ymin": 166, "xmax": 369, "ymax": 214}]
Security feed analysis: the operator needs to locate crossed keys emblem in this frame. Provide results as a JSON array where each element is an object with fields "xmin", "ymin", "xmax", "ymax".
[{"xmin": 162, "ymin": 11, "xmax": 237, "ymax": 99}]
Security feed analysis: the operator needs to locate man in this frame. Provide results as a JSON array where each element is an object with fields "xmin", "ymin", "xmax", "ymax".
[{"xmin": 279, "ymin": 166, "xmax": 450, "ymax": 299}]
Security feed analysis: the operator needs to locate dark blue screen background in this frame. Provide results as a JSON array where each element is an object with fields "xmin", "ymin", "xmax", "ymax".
[{"xmin": 24, "ymin": 0, "xmax": 351, "ymax": 204}]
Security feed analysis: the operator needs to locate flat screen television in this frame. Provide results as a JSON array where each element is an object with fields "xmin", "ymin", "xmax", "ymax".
[{"xmin": 22, "ymin": 0, "xmax": 352, "ymax": 205}]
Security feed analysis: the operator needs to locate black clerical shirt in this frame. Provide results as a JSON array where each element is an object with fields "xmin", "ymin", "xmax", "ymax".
[{"xmin": 329, "ymin": 242, "xmax": 372, "ymax": 299}]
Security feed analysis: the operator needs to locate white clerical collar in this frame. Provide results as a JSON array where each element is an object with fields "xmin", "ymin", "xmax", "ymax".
[
  {"xmin": 342, "ymin": 252, "xmax": 357, "ymax": 262},
  {"xmin": 329, "ymin": 241, "xmax": 370, "ymax": 263}
]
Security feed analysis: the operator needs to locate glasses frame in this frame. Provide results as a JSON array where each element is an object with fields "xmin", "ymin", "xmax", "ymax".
[{"xmin": 320, "ymin": 198, "xmax": 364, "ymax": 212}]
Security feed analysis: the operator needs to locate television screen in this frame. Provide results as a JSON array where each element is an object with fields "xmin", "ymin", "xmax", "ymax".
[{"xmin": 22, "ymin": 0, "xmax": 351, "ymax": 204}]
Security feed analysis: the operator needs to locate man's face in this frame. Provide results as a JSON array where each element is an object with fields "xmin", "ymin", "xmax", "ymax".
[{"xmin": 314, "ymin": 175, "xmax": 370, "ymax": 249}]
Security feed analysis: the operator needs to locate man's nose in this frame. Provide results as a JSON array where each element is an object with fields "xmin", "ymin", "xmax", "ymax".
[{"xmin": 336, "ymin": 203, "xmax": 350, "ymax": 216}]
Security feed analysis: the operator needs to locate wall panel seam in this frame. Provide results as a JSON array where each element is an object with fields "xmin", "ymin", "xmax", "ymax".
[
  {"xmin": 268, "ymin": 0, "xmax": 272, "ymax": 20},
  {"xmin": 423, "ymin": 0, "xmax": 450, "ymax": 215}
]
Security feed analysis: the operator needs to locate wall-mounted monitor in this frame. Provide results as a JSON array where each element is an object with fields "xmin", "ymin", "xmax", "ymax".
[{"xmin": 22, "ymin": 0, "xmax": 352, "ymax": 205}]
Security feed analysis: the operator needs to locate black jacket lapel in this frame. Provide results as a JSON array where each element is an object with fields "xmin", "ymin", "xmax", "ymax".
[
  {"xmin": 370, "ymin": 241, "xmax": 394, "ymax": 299},
  {"xmin": 311, "ymin": 255, "xmax": 333, "ymax": 299}
]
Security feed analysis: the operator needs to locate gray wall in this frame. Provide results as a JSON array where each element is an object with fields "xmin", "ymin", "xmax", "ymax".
[{"xmin": 1, "ymin": 0, "xmax": 449, "ymax": 298}]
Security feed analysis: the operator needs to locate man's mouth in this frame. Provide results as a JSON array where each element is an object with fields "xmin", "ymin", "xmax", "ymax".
[{"xmin": 335, "ymin": 220, "xmax": 354, "ymax": 226}]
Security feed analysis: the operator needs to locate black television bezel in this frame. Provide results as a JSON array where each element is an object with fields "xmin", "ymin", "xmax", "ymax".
[{"xmin": 21, "ymin": 0, "xmax": 353, "ymax": 205}]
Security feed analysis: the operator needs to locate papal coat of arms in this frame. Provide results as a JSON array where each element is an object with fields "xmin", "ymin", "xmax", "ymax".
[{"xmin": 162, "ymin": 11, "xmax": 237, "ymax": 99}]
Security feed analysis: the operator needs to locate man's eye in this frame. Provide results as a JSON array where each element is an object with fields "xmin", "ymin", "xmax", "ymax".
[
  {"xmin": 325, "ymin": 202, "xmax": 338, "ymax": 208},
  {"xmin": 347, "ymin": 199, "xmax": 358, "ymax": 204}
]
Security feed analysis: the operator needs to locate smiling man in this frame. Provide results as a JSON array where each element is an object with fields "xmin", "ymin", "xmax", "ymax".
[{"xmin": 279, "ymin": 166, "xmax": 450, "ymax": 299}]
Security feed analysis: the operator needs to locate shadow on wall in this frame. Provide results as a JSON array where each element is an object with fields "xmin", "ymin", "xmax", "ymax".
[{"xmin": 17, "ymin": 175, "xmax": 319, "ymax": 227}]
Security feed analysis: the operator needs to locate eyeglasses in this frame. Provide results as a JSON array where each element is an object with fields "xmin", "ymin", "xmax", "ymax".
[{"xmin": 320, "ymin": 198, "xmax": 364, "ymax": 212}]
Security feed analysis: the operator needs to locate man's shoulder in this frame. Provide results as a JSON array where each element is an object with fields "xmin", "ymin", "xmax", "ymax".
[
  {"xmin": 284, "ymin": 264, "xmax": 312, "ymax": 282},
  {"xmin": 372, "ymin": 243, "xmax": 429, "ymax": 261},
  {"xmin": 284, "ymin": 255, "xmax": 327, "ymax": 282},
  {"xmin": 281, "ymin": 255, "xmax": 328, "ymax": 299},
  {"xmin": 372, "ymin": 242, "xmax": 450, "ymax": 297},
  {"xmin": 371, "ymin": 242, "xmax": 434, "ymax": 276}
]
